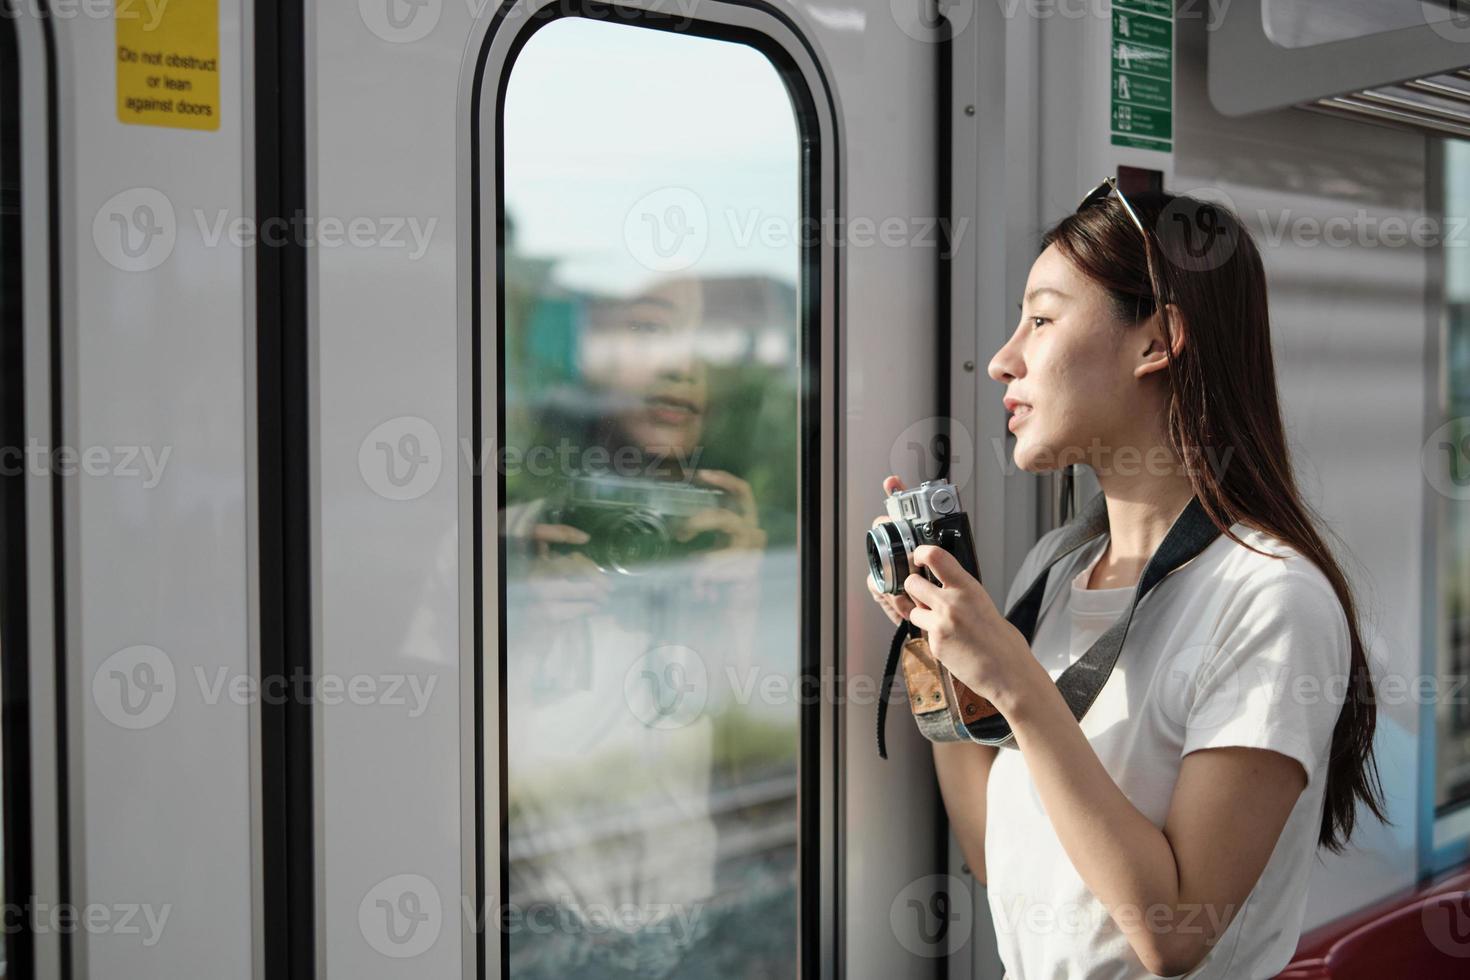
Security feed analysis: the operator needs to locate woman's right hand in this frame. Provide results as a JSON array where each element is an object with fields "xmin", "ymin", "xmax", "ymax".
[
  {"xmin": 524, "ymin": 523, "xmax": 612, "ymax": 624},
  {"xmin": 866, "ymin": 474, "xmax": 918, "ymax": 627}
]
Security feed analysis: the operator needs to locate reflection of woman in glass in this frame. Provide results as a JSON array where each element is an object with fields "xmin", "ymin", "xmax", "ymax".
[
  {"xmin": 511, "ymin": 275, "xmax": 766, "ymax": 603},
  {"xmin": 503, "ymin": 274, "xmax": 768, "ymax": 979}
]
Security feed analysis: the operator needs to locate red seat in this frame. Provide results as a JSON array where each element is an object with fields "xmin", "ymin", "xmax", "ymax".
[{"xmin": 1275, "ymin": 865, "xmax": 1470, "ymax": 978}]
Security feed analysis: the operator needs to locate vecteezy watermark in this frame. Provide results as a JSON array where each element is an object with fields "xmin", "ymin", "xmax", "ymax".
[
  {"xmin": 92, "ymin": 188, "xmax": 438, "ymax": 273},
  {"xmin": 193, "ymin": 209, "xmax": 437, "ymax": 260},
  {"xmin": 624, "ymin": 645, "xmax": 708, "ymax": 729},
  {"xmin": 624, "ymin": 187, "xmax": 710, "ymax": 274},
  {"xmin": 1422, "ymin": 891, "xmax": 1470, "ymax": 958},
  {"xmin": 1149, "ymin": 644, "xmax": 1470, "ymax": 741},
  {"xmin": 890, "ymin": 874, "xmax": 974, "ymax": 957},
  {"xmin": 1165, "ymin": 184, "xmax": 1470, "ymax": 260},
  {"xmin": 359, "ymin": 416, "xmax": 445, "ymax": 502},
  {"xmin": 359, "ymin": 874, "xmax": 443, "ymax": 958},
  {"xmin": 1423, "ymin": 418, "xmax": 1470, "ymax": 501},
  {"xmin": 1155, "ymin": 186, "xmax": 1241, "ymax": 274},
  {"xmin": 988, "ymin": 434, "xmax": 1237, "ymax": 481},
  {"xmin": 3, "ymin": 0, "xmax": 170, "ymax": 29},
  {"xmin": 93, "ymin": 187, "xmax": 177, "ymax": 273},
  {"xmin": 622, "ymin": 190, "xmax": 973, "ymax": 273},
  {"xmin": 1151, "ymin": 643, "xmax": 1238, "ymax": 734},
  {"xmin": 0, "ymin": 440, "xmax": 171, "ymax": 487},
  {"xmin": 93, "ymin": 645, "xmax": 177, "ymax": 730},
  {"xmin": 1425, "ymin": 0, "xmax": 1470, "ymax": 44},
  {"xmin": 724, "ymin": 208, "xmax": 969, "ymax": 258},
  {"xmin": 989, "ymin": 894, "xmax": 1237, "ymax": 944},
  {"xmin": 889, "ymin": 415, "xmax": 976, "ymax": 492},
  {"xmin": 724, "ymin": 665, "xmax": 884, "ymax": 709},
  {"xmin": 0, "ymin": 899, "xmax": 172, "ymax": 947},
  {"xmin": 359, "ymin": 878, "xmax": 705, "ymax": 960},
  {"xmin": 357, "ymin": 415, "xmax": 712, "ymax": 502},
  {"xmin": 890, "ymin": 0, "xmax": 973, "ymax": 44},
  {"xmin": 92, "ymin": 645, "xmax": 441, "ymax": 730},
  {"xmin": 462, "ymin": 894, "xmax": 707, "ymax": 945},
  {"xmin": 720, "ymin": 651, "xmax": 1470, "ymax": 717},
  {"xmin": 194, "ymin": 666, "xmax": 438, "ymax": 718},
  {"xmin": 358, "ymin": 0, "xmax": 442, "ymax": 43},
  {"xmin": 459, "ymin": 435, "xmax": 706, "ymax": 483}
]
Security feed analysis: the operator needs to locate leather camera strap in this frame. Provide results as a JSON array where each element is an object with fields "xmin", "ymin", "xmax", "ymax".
[{"xmin": 877, "ymin": 492, "xmax": 1221, "ymax": 757}]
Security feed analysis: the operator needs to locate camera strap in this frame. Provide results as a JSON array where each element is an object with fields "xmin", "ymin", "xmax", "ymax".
[{"xmin": 877, "ymin": 491, "xmax": 1220, "ymax": 757}]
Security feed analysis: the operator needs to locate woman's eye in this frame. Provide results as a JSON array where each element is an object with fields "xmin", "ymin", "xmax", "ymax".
[{"xmin": 1030, "ymin": 316, "xmax": 1048, "ymax": 329}]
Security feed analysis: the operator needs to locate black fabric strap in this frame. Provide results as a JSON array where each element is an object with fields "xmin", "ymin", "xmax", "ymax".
[
  {"xmin": 877, "ymin": 492, "xmax": 1222, "ymax": 756},
  {"xmin": 877, "ymin": 619, "xmax": 917, "ymax": 759}
]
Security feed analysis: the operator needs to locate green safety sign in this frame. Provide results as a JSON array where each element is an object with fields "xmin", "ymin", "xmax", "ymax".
[{"xmin": 1110, "ymin": 0, "xmax": 1172, "ymax": 151}]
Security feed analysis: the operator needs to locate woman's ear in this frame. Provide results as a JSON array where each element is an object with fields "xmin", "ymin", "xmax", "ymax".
[{"xmin": 1133, "ymin": 303, "xmax": 1187, "ymax": 379}]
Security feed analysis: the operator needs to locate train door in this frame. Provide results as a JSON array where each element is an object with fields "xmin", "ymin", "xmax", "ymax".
[
  {"xmin": 306, "ymin": 1, "xmax": 996, "ymax": 978},
  {"xmin": 5, "ymin": 3, "xmax": 257, "ymax": 980}
]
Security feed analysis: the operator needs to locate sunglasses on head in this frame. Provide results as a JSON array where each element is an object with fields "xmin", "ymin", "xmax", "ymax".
[
  {"xmin": 1075, "ymin": 174, "xmax": 1161, "ymax": 308},
  {"xmin": 1076, "ymin": 175, "xmax": 1147, "ymax": 238}
]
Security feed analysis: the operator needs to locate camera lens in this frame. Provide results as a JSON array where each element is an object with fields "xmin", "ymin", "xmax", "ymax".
[
  {"xmin": 594, "ymin": 508, "xmax": 670, "ymax": 575},
  {"xmin": 866, "ymin": 521, "xmax": 910, "ymax": 595}
]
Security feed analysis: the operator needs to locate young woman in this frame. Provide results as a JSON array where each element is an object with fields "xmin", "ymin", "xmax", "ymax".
[{"xmin": 867, "ymin": 181, "xmax": 1387, "ymax": 978}]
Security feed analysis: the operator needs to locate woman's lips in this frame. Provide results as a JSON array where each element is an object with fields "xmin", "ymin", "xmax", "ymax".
[
  {"xmin": 1007, "ymin": 404, "xmax": 1033, "ymax": 432},
  {"xmin": 645, "ymin": 395, "xmax": 701, "ymax": 426},
  {"xmin": 649, "ymin": 406, "xmax": 695, "ymax": 425}
]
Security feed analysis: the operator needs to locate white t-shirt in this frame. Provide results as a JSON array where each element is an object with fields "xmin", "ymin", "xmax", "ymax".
[{"xmin": 983, "ymin": 519, "xmax": 1350, "ymax": 980}]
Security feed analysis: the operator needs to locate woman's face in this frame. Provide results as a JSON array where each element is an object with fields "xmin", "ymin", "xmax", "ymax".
[
  {"xmin": 987, "ymin": 243, "xmax": 1153, "ymax": 472},
  {"xmin": 580, "ymin": 277, "xmax": 709, "ymax": 458}
]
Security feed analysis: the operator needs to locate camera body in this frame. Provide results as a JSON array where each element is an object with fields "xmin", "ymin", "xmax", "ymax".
[
  {"xmin": 866, "ymin": 479, "xmax": 980, "ymax": 595},
  {"xmin": 542, "ymin": 471, "xmax": 727, "ymax": 576}
]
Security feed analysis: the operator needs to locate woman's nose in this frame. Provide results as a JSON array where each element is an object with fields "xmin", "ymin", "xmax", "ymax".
[
  {"xmin": 988, "ymin": 326, "xmax": 1025, "ymax": 383},
  {"xmin": 652, "ymin": 330, "xmax": 699, "ymax": 380}
]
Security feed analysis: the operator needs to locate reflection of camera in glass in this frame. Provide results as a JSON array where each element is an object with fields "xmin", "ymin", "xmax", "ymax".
[
  {"xmin": 544, "ymin": 472, "xmax": 728, "ymax": 576},
  {"xmin": 866, "ymin": 479, "xmax": 979, "ymax": 595}
]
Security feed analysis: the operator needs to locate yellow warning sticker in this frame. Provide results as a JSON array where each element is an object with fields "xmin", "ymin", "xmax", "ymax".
[{"xmin": 116, "ymin": 0, "xmax": 220, "ymax": 130}]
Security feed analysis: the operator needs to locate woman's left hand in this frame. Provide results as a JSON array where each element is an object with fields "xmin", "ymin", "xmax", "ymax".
[
  {"xmin": 903, "ymin": 544, "xmax": 1044, "ymax": 713},
  {"xmin": 677, "ymin": 468, "xmax": 766, "ymax": 601},
  {"xmin": 676, "ymin": 468, "xmax": 767, "ymax": 552}
]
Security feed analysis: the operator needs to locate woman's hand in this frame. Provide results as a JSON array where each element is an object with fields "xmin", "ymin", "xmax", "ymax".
[
  {"xmin": 677, "ymin": 468, "xmax": 767, "ymax": 551},
  {"xmin": 677, "ymin": 468, "xmax": 766, "ymax": 601},
  {"xmin": 523, "ymin": 523, "xmax": 612, "ymax": 624},
  {"xmin": 901, "ymin": 531, "xmax": 1046, "ymax": 716},
  {"xmin": 866, "ymin": 474, "xmax": 916, "ymax": 626}
]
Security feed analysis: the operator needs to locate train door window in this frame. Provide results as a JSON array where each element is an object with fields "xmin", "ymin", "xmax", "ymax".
[
  {"xmin": 497, "ymin": 15, "xmax": 802, "ymax": 977},
  {"xmin": 1432, "ymin": 137, "xmax": 1470, "ymax": 848}
]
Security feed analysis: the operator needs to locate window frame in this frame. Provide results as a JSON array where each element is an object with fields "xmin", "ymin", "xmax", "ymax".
[
  {"xmin": 460, "ymin": 1, "xmax": 844, "ymax": 977},
  {"xmin": 0, "ymin": 6, "xmax": 67, "ymax": 976},
  {"xmin": 1423, "ymin": 134, "xmax": 1470, "ymax": 877},
  {"xmin": 0, "ymin": 12, "xmax": 31, "ymax": 977}
]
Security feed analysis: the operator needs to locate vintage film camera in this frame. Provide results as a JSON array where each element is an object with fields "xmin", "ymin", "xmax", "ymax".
[
  {"xmin": 542, "ymin": 471, "xmax": 729, "ymax": 576},
  {"xmin": 866, "ymin": 479, "xmax": 1002, "ymax": 745},
  {"xmin": 866, "ymin": 479, "xmax": 980, "ymax": 595}
]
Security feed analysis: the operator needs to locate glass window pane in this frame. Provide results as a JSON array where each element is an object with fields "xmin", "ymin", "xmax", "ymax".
[
  {"xmin": 498, "ymin": 16, "xmax": 802, "ymax": 978},
  {"xmin": 1435, "ymin": 138, "xmax": 1470, "ymax": 814}
]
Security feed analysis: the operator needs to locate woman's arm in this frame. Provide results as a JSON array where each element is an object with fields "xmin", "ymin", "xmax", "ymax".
[
  {"xmin": 1005, "ymin": 684, "xmax": 1304, "ymax": 976},
  {"xmin": 932, "ymin": 741, "xmax": 999, "ymax": 885}
]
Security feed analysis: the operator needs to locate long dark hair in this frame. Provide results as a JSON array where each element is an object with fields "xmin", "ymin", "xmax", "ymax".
[{"xmin": 1041, "ymin": 189, "xmax": 1388, "ymax": 853}]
